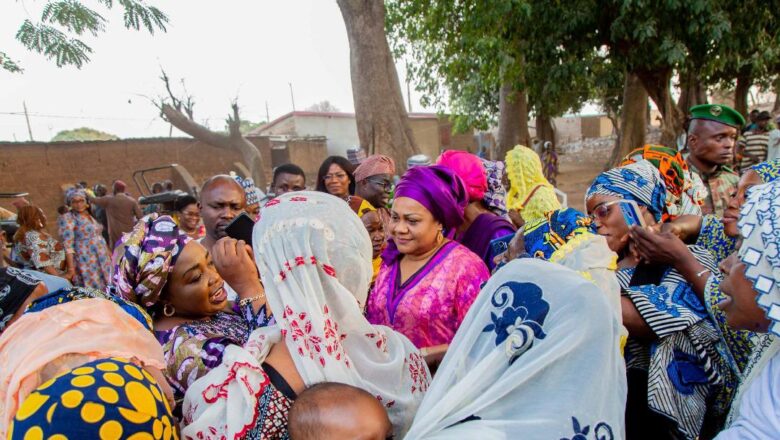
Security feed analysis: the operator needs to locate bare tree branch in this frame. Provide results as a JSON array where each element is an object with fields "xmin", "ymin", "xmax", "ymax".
[{"xmin": 154, "ymin": 73, "xmax": 267, "ymax": 189}]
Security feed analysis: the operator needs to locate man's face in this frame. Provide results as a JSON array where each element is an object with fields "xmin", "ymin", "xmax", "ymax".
[
  {"xmin": 688, "ymin": 120, "xmax": 738, "ymax": 166},
  {"xmin": 272, "ymin": 172, "xmax": 306, "ymax": 196},
  {"xmin": 199, "ymin": 181, "xmax": 246, "ymax": 240},
  {"xmin": 757, "ymin": 118, "xmax": 769, "ymax": 130},
  {"xmin": 357, "ymin": 173, "xmax": 393, "ymax": 208}
]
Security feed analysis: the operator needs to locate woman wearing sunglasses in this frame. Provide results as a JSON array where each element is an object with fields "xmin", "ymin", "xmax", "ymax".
[{"xmin": 585, "ymin": 160, "xmax": 729, "ymax": 440}]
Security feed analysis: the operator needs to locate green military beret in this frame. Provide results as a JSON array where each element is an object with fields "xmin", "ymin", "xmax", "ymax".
[{"xmin": 689, "ymin": 104, "xmax": 746, "ymax": 128}]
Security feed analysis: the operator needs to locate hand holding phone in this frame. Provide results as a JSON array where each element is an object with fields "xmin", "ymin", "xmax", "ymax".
[{"xmin": 225, "ymin": 212, "xmax": 255, "ymax": 246}]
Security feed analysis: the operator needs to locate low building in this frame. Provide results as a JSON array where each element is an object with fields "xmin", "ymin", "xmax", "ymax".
[{"xmin": 249, "ymin": 111, "xmax": 477, "ymax": 160}]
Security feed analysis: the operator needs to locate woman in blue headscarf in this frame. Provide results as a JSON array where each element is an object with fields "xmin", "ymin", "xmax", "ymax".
[{"xmin": 586, "ymin": 160, "xmax": 729, "ymax": 440}]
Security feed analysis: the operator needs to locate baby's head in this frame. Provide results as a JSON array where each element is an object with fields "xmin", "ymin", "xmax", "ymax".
[{"xmin": 288, "ymin": 382, "xmax": 392, "ymax": 440}]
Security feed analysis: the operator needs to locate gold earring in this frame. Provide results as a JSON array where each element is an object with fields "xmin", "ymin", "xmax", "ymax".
[{"xmin": 163, "ymin": 303, "xmax": 175, "ymax": 317}]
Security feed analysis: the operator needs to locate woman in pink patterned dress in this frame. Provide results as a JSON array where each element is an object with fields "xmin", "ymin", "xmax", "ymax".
[
  {"xmin": 57, "ymin": 189, "xmax": 111, "ymax": 290},
  {"xmin": 366, "ymin": 165, "xmax": 490, "ymax": 349}
]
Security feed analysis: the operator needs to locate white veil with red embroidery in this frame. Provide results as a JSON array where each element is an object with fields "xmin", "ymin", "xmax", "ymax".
[{"xmin": 182, "ymin": 191, "xmax": 429, "ymax": 439}]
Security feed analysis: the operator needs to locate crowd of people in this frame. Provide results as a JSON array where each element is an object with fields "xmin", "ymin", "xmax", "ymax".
[{"xmin": 1, "ymin": 102, "xmax": 780, "ymax": 439}]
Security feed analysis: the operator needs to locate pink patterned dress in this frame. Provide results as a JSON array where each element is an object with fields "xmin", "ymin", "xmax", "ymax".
[{"xmin": 366, "ymin": 241, "xmax": 489, "ymax": 348}]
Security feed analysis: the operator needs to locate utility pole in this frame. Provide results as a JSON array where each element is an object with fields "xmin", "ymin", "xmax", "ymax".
[
  {"xmin": 22, "ymin": 101, "xmax": 34, "ymax": 141},
  {"xmin": 265, "ymin": 101, "xmax": 270, "ymax": 122},
  {"xmin": 288, "ymin": 83, "xmax": 296, "ymax": 111}
]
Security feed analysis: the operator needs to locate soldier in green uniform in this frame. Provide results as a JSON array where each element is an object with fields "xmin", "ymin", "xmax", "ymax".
[{"xmin": 685, "ymin": 104, "xmax": 745, "ymax": 217}]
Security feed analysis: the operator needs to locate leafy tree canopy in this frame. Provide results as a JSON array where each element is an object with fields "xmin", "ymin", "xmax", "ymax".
[
  {"xmin": 387, "ymin": 0, "xmax": 778, "ymax": 136},
  {"xmin": 5, "ymin": 0, "xmax": 168, "ymax": 72},
  {"xmin": 51, "ymin": 127, "xmax": 119, "ymax": 142}
]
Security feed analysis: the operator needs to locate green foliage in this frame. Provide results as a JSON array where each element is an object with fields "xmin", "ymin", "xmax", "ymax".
[
  {"xmin": 0, "ymin": 51, "xmax": 22, "ymax": 73},
  {"xmin": 51, "ymin": 127, "xmax": 119, "ymax": 142},
  {"xmin": 386, "ymin": 0, "xmax": 613, "ymax": 128},
  {"xmin": 6, "ymin": 0, "xmax": 168, "ymax": 72},
  {"xmin": 387, "ymin": 0, "xmax": 779, "ymax": 132}
]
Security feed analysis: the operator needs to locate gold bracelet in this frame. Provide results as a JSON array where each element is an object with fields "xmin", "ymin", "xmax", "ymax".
[{"xmin": 239, "ymin": 294, "xmax": 265, "ymax": 307}]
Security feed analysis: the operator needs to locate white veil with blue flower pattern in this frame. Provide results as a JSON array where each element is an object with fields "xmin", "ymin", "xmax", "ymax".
[{"xmin": 404, "ymin": 258, "xmax": 627, "ymax": 439}]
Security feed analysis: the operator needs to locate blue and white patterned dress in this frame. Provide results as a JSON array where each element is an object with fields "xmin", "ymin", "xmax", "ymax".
[{"xmin": 617, "ymin": 245, "xmax": 733, "ymax": 439}]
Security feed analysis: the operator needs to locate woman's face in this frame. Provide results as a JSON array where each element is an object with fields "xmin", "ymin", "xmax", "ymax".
[
  {"xmin": 246, "ymin": 203, "xmax": 261, "ymax": 222},
  {"xmin": 586, "ymin": 194, "xmax": 630, "ymax": 253},
  {"xmin": 69, "ymin": 196, "xmax": 89, "ymax": 214},
  {"xmin": 163, "ymin": 241, "xmax": 227, "ymax": 319},
  {"xmin": 723, "ymin": 170, "xmax": 763, "ymax": 237},
  {"xmin": 179, "ymin": 203, "xmax": 201, "ymax": 231},
  {"xmin": 719, "ymin": 252, "xmax": 771, "ymax": 332},
  {"xmin": 361, "ymin": 210, "xmax": 385, "ymax": 259},
  {"xmin": 323, "ymin": 163, "xmax": 351, "ymax": 198},
  {"xmin": 390, "ymin": 197, "xmax": 441, "ymax": 256}
]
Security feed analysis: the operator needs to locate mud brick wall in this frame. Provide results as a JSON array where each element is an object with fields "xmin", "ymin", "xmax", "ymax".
[{"xmin": 0, "ymin": 137, "xmax": 251, "ymax": 232}]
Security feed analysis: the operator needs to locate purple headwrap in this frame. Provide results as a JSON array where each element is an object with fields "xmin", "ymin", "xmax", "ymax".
[
  {"xmin": 382, "ymin": 165, "xmax": 468, "ymax": 263},
  {"xmin": 111, "ymin": 214, "xmax": 192, "ymax": 309}
]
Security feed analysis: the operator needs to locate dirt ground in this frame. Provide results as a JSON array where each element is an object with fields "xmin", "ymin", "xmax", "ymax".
[{"xmin": 555, "ymin": 148, "xmax": 611, "ymax": 213}]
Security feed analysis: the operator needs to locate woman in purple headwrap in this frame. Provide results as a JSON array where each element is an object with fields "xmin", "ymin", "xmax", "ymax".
[
  {"xmin": 112, "ymin": 214, "xmax": 274, "ymax": 411},
  {"xmin": 437, "ymin": 150, "xmax": 516, "ymax": 270},
  {"xmin": 366, "ymin": 165, "xmax": 490, "ymax": 350}
]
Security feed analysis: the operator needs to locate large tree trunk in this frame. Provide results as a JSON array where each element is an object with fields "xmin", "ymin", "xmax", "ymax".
[
  {"xmin": 535, "ymin": 112, "xmax": 555, "ymax": 150},
  {"xmin": 677, "ymin": 70, "xmax": 707, "ymax": 114},
  {"xmin": 607, "ymin": 73, "xmax": 648, "ymax": 168},
  {"xmin": 636, "ymin": 67, "xmax": 684, "ymax": 148},
  {"xmin": 497, "ymin": 82, "xmax": 531, "ymax": 159},
  {"xmin": 337, "ymin": 0, "xmax": 418, "ymax": 170},
  {"xmin": 773, "ymin": 77, "xmax": 780, "ymax": 114},
  {"xmin": 161, "ymin": 103, "xmax": 267, "ymax": 189},
  {"xmin": 734, "ymin": 72, "xmax": 752, "ymax": 118}
]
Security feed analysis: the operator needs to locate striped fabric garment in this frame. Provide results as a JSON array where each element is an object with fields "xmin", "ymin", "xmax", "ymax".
[
  {"xmin": 617, "ymin": 245, "xmax": 729, "ymax": 439},
  {"xmin": 739, "ymin": 131, "xmax": 770, "ymax": 170}
]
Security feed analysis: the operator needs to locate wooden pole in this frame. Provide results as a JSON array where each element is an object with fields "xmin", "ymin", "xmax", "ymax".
[{"xmin": 22, "ymin": 101, "xmax": 34, "ymax": 141}]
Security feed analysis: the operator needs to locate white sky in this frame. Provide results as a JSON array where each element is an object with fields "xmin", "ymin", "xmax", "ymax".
[{"xmin": 0, "ymin": 0, "xmax": 434, "ymax": 142}]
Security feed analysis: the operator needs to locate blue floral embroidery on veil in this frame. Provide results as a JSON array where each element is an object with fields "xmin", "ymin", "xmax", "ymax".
[
  {"xmin": 482, "ymin": 281, "xmax": 549, "ymax": 364},
  {"xmin": 561, "ymin": 417, "xmax": 614, "ymax": 440}
]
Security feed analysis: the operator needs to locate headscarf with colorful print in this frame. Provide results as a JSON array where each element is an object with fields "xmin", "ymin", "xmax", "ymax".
[
  {"xmin": 8, "ymin": 357, "xmax": 176, "ymax": 440},
  {"xmin": 232, "ymin": 174, "xmax": 262, "ymax": 206},
  {"xmin": 64, "ymin": 187, "xmax": 88, "ymax": 206},
  {"xmin": 737, "ymin": 179, "xmax": 780, "ymax": 337},
  {"xmin": 620, "ymin": 144, "xmax": 704, "ymax": 221},
  {"xmin": 585, "ymin": 160, "xmax": 667, "ymax": 222},
  {"xmin": 523, "ymin": 208, "xmax": 594, "ymax": 260},
  {"xmin": 111, "ymin": 214, "xmax": 191, "ymax": 309},
  {"xmin": 481, "ymin": 158, "xmax": 508, "ymax": 216},
  {"xmin": 750, "ymin": 158, "xmax": 780, "ymax": 183},
  {"xmin": 505, "ymin": 145, "xmax": 561, "ymax": 222}
]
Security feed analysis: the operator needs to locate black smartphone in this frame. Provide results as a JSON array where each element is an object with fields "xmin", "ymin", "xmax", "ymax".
[{"xmin": 225, "ymin": 212, "xmax": 255, "ymax": 246}]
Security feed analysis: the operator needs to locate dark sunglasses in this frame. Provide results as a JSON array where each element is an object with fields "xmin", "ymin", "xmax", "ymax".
[{"xmin": 366, "ymin": 177, "xmax": 394, "ymax": 190}]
